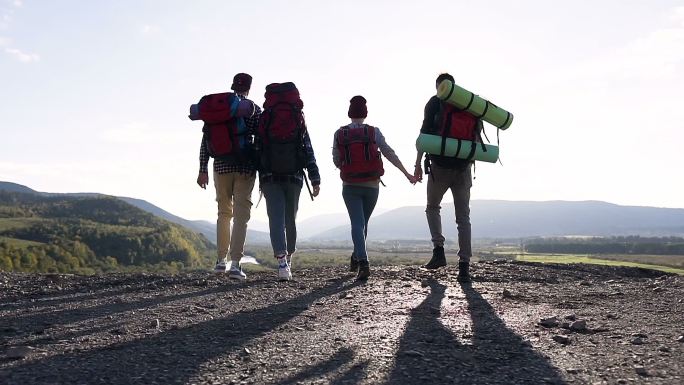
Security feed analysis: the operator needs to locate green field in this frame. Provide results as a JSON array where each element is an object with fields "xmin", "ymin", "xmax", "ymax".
[{"xmin": 516, "ymin": 254, "xmax": 684, "ymax": 275}]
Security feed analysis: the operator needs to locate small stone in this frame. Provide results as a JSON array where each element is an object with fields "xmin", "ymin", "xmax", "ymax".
[
  {"xmin": 552, "ymin": 335, "xmax": 571, "ymax": 345},
  {"xmin": 5, "ymin": 346, "xmax": 32, "ymax": 359},
  {"xmin": 566, "ymin": 368, "xmax": 580, "ymax": 374},
  {"xmin": 652, "ymin": 287, "xmax": 664, "ymax": 293},
  {"xmin": 244, "ymin": 347, "xmax": 251, "ymax": 355},
  {"xmin": 631, "ymin": 337, "xmax": 645, "ymax": 345},
  {"xmin": 677, "ymin": 335, "xmax": 684, "ymax": 342},
  {"xmin": 632, "ymin": 332, "xmax": 648, "ymax": 338},
  {"xmin": 539, "ymin": 316, "xmax": 559, "ymax": 328},
  {"xmin": 570, "ymin": 320, "xmax": 588, "ymax": 332},
  {"xmin": 658, "ymin": 345, "xmax": 671, "ymax": 353},
  {"xmin": 502, "ymin": 288, "xmax": 513, "ymax": 298},
  {"xmin": 403, "ymin": 350, "xmax": 424, "ymax": 357},
  {"xmin": 564, "ymin": 314, "xmax": 577, "ymax": 321},
  {"xmin": 634, "ymin": 366, "xmax": 649, "ymax": 376},
  {"xmin": 151, "ymin": 319, "xmax": 160, "ymax": 329}
]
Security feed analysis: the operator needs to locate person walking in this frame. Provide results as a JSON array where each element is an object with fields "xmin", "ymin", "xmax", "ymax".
[
  {"xmin": 333, "ymin": 96, "xmax": 416, "ymax": 280},
  {"xmin": 414, "ymin": 73, "xmax": 482, "ymax": 282},
  {"xmin": 196, "ymin": 73, "xmax": 261, "ymax": 280},
  {"xmin": 256, "ymin": 82, "xmax": 320, "ymax": 281}
]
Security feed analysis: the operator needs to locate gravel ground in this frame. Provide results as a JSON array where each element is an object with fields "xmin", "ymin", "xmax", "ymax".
[{"xmin": 0, "ymin": 261, "xmax": 682, "ymax": 385}]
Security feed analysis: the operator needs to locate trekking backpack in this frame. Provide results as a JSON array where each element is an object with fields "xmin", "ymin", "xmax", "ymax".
[
  {"xmin": 189, "ymin": 92, "xmax": 256, "ymax": 161},
  {"xmin": 257, "ymin": 82, "xmax": 307, "ymax": 175},
  {"xmin": 335, "ymin": 124, "xmax": 384, "ymax": 182},
  {"xmin": 437, "ymin": 101, "xmax": 484, "ymax": 161}
]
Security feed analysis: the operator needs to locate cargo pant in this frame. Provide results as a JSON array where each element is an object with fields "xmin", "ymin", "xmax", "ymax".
[
  {"xmin": 425, "ymin": 163, "xmax": 472, "ymax": 263},
  {"xmin": 214, "ymin": 172, "xmax": 256, "ymax": 264}
]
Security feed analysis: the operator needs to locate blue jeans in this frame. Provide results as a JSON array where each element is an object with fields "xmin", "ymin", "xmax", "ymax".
[
  {"xmin": 342, "ymin": 185, "xmax": 379, "ymax": 262},
  {"xmin": 261, "ymin": 182, "xmax": 302, "ymax": 257}
]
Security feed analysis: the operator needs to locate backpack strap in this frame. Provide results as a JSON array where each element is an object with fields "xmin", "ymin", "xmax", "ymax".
[
  {"xmin": 340, "ymin": 127, "xmax": 351, "ymax": 165},
  {"xmin": 363, "ymin": 125, "xmax": 371, "ymax": 161}
]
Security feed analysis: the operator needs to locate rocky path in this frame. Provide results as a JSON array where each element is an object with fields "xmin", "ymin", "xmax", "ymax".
[{"xmin": 0, "ymin": 261, "xmax": 682, "ymax": 384}]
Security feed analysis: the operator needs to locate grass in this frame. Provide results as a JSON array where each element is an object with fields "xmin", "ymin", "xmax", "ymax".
[
  {"xmin": 0, "ymin": 236, "xmax": 45, "ymax": 248},
  {"xmin": 516, "ymin": 253, "xmax": 684, "ymax": 275}
]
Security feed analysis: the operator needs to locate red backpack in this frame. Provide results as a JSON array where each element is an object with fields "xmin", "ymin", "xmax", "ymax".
[
  {"xmin": 438, "ymin": 102, "xmax": 480, "ymax": 160},
  {"xmin": 258, "ymin": 82, "xmax": 307, "ymax": 174},
  {"xmin": 190, "ymin": 92, "xmax": 255, "ymax": 160},
  {"xmin": 335, "ymin": 124, "xmax": 385, "ymax": 182}
]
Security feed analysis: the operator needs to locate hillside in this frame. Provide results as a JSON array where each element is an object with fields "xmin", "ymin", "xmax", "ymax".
[
  {"xmin": 0, "ymin": 191, "xmax": 215, "ymax": 274},
  {"xmin": 0, "ymin": 262, "xmax": 681, "ymax": 384},
  {"xmin": 309, "ymin": 200, "xmax": 684, "ymax": 240},
  {"xmin": 0, "ymin": 182, "xmax": 270, "ymax": 245}
]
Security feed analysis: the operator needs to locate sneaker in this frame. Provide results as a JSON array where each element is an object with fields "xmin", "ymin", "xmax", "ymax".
[
  {"xmin": 277, "ymin": 256, "xmax": 292, "ymax": 281},
  {"xmin": 213, "ymin": 259, "xmax": 229, "ymax": 273},
  {"xmin": 286, "ymin": 253, "xmax": 293, "ymax": 268},
  {"xmin": 228, "ymin": 263, "xmax": 246, "ymax": 281},
  {"xmin": 356, "ymin": 260, "xmax": 370, "ymax": 280},
  {"xmin": 457, "ymin": 262, "xmax": 471, "ymax": 283},
  {"xmin": 349, "ymin": 254, "xmax": 359, "ymax": 272},
  {"xmin": 424, "ymin": 246, "xmax": 446, "ymax": 269}
]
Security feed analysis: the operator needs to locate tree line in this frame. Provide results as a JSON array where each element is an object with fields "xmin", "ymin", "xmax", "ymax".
[{"xmin": 524, "ymin": 236, "xmax": 684, "ymax": 255}]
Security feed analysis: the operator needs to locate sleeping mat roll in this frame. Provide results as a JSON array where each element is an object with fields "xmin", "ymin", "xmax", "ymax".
[
  {"xmin": 436, "ymin": 80, "xmax": 513, "ymax": 130},
  {"xmin": 416, "ymin": 133, "xmax": 499, "ymax": 163}
]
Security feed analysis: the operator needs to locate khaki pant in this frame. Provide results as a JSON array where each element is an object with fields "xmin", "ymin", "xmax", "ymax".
[
  {"xmin": 426, "ymin": 163, "xmax": 472, "ymax": 262},
  {"xmin": 214, "ymin": 172, "xmax": 255, "ymax": 263}
]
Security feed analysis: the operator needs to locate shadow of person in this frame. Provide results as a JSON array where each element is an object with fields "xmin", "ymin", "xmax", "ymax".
[
  {"xmin": 3, "ymin": 278, "xmax": 361, "ymax": 385},
  {"xmin": 385, "ymin": 279, "xmax": 566, "ymax": 384},
  {"xmin": 459, "ymin": 280, "xmax": 566, "ymax": 384}
]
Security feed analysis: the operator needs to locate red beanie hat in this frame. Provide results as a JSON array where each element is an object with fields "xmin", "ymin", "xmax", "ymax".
[
  {"xmin": 231, "ymin": 73, "xmax": 252, "ymax": 93},
  {"xmin": 348, "ymin": 95, "xmax": 367, "ymax": 119}
]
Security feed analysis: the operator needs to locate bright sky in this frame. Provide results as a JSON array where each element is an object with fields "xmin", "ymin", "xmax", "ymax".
[{"xmin": 1, "ymin": 0, "xmax": 683, "ymax": 224}]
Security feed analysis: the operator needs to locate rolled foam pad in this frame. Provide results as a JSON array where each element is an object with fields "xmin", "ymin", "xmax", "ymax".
[
  {"xmin": 436, "ymin": 80, "xmax": 513, "ymax": 130},
  {"xmin": 416, "ymin": 133, "xmax": 499, "ymax": 163}
]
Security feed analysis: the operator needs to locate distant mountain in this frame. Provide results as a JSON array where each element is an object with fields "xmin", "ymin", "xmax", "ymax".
[
  {"xmin": 0, "ymin": 182, "xmax": 37, "ymax": 194},
  {"xmin": 309, "ymin": 200, "xmax": 684, "ymax": 240},
  {"xmin": 296, "ymin": 213, "xmax": 349, "ymax": 239}
]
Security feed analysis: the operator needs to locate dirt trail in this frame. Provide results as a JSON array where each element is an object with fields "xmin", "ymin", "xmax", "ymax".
[{"xmin": 1, "ymin": 261, "xmax": 682, "ymax": 384}]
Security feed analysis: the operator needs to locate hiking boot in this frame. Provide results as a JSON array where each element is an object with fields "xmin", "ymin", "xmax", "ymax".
[
  {"xmin": 228, "ymin": 263, "xmax": 246, "ymax": 281},
  {"xmin": 349, "ymin": 254, "xmax": 359, "ymax": 272},
  {"xmin": 457, "ymin": 262, "xmax": 471, "ymax": 283},
  {"xmin": 356, "ymin": 260, "xmax": 370, "ymax": 281},
  {"xmin": 424, "ymin": 246, "xmax": 446, "ymax": 269},
  {"xmin": 213, "ymin": 258, "xmax": 229, "ymax": 273},
  {"xmin": 277, "ymin": 256, "xmax": 292, "ymax": 281}
]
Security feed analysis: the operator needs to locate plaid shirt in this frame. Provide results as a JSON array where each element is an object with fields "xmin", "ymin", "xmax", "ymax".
[{"xmin": 199, "ymin": 95, "xmax": 262, "ymax": 175}]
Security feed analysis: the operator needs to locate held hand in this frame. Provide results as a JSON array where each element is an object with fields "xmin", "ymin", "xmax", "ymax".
[
  {"xmin": 197, "ymin": 172, "xmax": 209, "ymax": 189},
  {"xmin": 312, "ymin": 185, "xmax": 320, "ymax": 197},
  {"xmin": 413, "ymin": 165, "xmax": 423, "ymax": 183},
  {"xmin": 405, "ymin": 172, "xmax": 418, "ymax": 185}
]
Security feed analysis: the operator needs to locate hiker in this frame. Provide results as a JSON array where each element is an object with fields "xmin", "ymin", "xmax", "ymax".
[
  {"xmin": 256, "ymin": 82, "xmax": 320, "ymax": 281},
  {"xmin": 195, "ymin": 72, "xmax": 261, "ymax": 280},
  {"xmin": 333, "ymin": 96, "xmax": 417, "ymax": 280},
  {"xmin": 413, "ymin": 73, "xmax": 483, "ymax": 282}
]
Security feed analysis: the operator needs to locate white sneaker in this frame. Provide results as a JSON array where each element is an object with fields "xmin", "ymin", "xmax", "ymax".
[
  {"xmin": 228, "ymin": 263, "xmax": 246, "ymax": 281},
  {"xmin": 213, "ymin": 259, "xmax": 228, "ymax": 273},
  {"xmin": 277, "ymin": 256, "xmax": 292, "ymax": 281},
  {"xmin": 286, "ymin": 253, "xmax": 293, "ymax": 267}
]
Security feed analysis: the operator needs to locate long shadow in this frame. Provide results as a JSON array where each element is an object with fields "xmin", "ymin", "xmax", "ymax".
[
  {"xmin": 0, "ymin": 281, "xmax": 256, "ymax": 333},
  {"xmin": 0, "ymin": 276, "xmax": 195, "ymax": 311},
  {"xmin": 274, "ymin": 347, "xmax": 355, "ymax": 385},
  {"xmin": 386, "ymin": 279, "xmax": 566, "ymax": 384},
  {"xmin": 2, "ymin": 278, "xmax": 359, "ymax": 385}
]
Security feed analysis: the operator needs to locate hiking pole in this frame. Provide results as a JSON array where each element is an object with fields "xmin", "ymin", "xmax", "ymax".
[{"xmin": 303, "ymin": 173, "xmax": 314, "ymax": 201}]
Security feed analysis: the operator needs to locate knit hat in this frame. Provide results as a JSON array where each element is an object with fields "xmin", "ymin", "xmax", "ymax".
[
  {"xmin": 231, "ymin": 73, "xmax": 252, "ymax": 93},
  {"xmin": 348, "ymin": 95, "xmax": 367, "ymax": 119}
]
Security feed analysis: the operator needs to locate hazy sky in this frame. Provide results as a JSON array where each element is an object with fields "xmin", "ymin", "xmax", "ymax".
[{"xmin": 1, "ymin": 0, "xmax": 683, "ymax": 223}]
